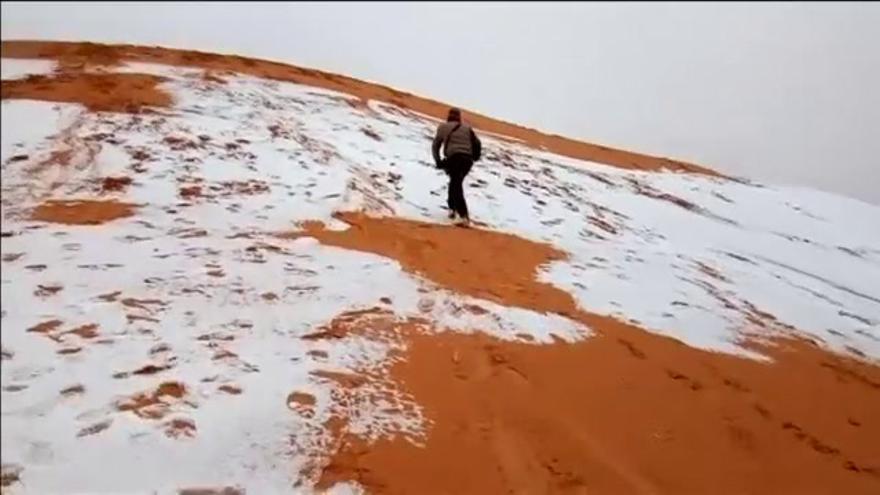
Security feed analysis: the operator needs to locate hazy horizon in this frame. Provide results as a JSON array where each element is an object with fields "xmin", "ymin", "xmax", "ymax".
[{"xmin": 3, "ymin": 1, "xmax": 879, "ymax": 204}]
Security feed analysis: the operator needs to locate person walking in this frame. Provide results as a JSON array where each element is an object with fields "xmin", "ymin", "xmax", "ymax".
[{"xmin": 432, "ymin": 108, "xmax": 482, "ymax": 226}]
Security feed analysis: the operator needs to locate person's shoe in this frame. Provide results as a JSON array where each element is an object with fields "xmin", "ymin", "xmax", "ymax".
[
  {"xmin": 448, "ymin": 211, "xmax": 458, "ymax": 220},
  {"xmin": 454, "ymin": 216, "xmax": 471, "ymax": 227}
]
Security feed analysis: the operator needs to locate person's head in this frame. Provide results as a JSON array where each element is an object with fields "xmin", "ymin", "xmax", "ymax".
[{"xmin": 447, "ymin": 107, "xmax": 461, "ymax": 122}]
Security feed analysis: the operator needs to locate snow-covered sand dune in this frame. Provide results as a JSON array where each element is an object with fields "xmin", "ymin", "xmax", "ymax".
[{"xmin": 1, "ymin": 46, "xmax": 878, "ymax": 494}]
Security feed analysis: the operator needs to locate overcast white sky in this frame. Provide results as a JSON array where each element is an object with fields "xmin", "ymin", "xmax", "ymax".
[{"xmin": 3, "ymin": 2, "xmax": 879, "ymax": 204}]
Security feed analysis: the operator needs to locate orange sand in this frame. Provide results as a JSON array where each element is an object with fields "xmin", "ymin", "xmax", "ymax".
[
  {"xmin": 30, "ymin": 199, "xmax": 138, "ymax": 225},
  {"xmin": 300, "ymin": 212, "xmax": 573, "ymax": 315},
  {"xmin": 317, "ymin": 325, "xmax": 880, "ymax": 494},
  {"xmin": 26, "ymin": 319, "xmax": 63, "ymax": 337},
  {"xmin": 287, "ymin": 391, "xmax": 318, "ymax": 419},
  {"xmin": 295, "ymin": 213, "xmax": 880, "ymax": 494},
  {"xmin": 1, "ymin": 72, "xmax": 171, "ymax": 113},
  {"xmin": 66, "ymin": 323, "xmax": 99, "ymax": 339},
  {"xmin": 100, "ymin": 176, "xmax": 133, "ymax": 193},
  {"xmin": 117, "ymin": 381, "xmax": 187, "ymax": 419}
]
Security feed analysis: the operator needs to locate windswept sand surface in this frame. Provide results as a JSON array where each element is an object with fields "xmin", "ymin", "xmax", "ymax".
[{"xmin": 1, "ymin": 41, "xmax": 879, "ymax": 494}]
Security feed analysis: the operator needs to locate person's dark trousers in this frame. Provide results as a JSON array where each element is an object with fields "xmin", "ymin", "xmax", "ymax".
[{"xmin": 445, "ymin": 153, "xmax": 474, "ymax": 219}]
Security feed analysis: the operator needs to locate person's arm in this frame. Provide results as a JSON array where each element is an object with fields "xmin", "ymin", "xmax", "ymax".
[
  {"xmin": 470, "ymin": 129, "xmax": 482, "ymax": 161},
  {"xmin": 432, "ymin": 125, "xmax": 444, "ymax": 166}
]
